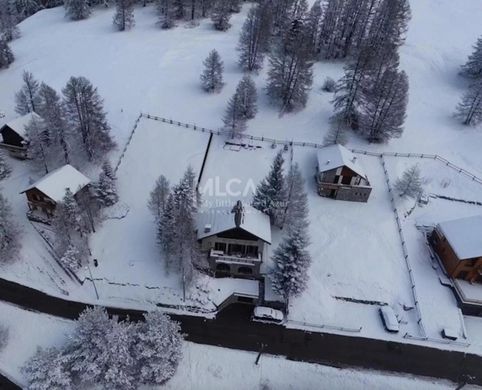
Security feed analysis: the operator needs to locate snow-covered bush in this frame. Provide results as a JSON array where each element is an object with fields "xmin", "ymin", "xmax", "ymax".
[
  {"xmin": 321, "ymin": 77, "xmax": 336, "ymax": 92},
  {"xmin": 0, "ymin": 324, "xmax": 8, "ymax": 351}
]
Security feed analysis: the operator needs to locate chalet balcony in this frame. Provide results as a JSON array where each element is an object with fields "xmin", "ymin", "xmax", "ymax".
[
  {"xmin": 316, "ymin": 180, "xmax": 371, "ymax": 191},
  {"xmin": 209, "ymin": 249, "xmax": 262, "ymax": 265}
]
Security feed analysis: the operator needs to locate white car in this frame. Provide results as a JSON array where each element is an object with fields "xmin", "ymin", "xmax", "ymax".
[
  {"xmin": 379, "ymin": 306, "xmax": 399, "ymax": 333},
  {"xmin": 252, "ymin": 306, "xmax": 284, "ymax": 324}
]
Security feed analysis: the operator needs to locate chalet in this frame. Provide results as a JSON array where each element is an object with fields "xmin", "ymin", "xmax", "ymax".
[
  {"xmin": 431, "ymin": 215, "xmax": 482, "ymax": 283},
  {"xmin": 21, "ymin": 164, "xmax": 91, "ymax": 217},
  {"xmin": 197, "ymin": 200, "xmax": 271, "ymax": 279},
  {"xmin": 316, "ymin": 144, "xmax": 372, "ymax": 202},
  {"xmin": 0, "ymin": 112, "xmax": 40, "ymax": 158}
]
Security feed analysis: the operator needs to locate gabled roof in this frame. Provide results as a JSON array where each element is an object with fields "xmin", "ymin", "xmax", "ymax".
[
  {"xmin": 197, "ymin": 203, "xmax": 271, "ymax": 244},
  {"xmin": 437, "ymin": 215, "xmax": 482, "ymax": 260},
  {"xmin": 22, "ymin": 164, "xmax": 91, "ymax": 203},
  {"xmin": 1, "ymin": 112, "xmax": 41, "ymax": 138},
  {"xmin": 317, "ymin": 144, "xmax": 367, "ymax": 178}
]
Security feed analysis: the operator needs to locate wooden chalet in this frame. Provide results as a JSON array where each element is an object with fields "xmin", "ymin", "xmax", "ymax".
[
  {"xmin": 197, "ymin": 201, "xmax": 271, "ymax": 279},
  {"xmin": 0, "ymin": 112, "xmax": 40, "ymax": 159},
  {"xmin": 431, "ymin": 215, "xmax": 482, "ymax": 283},
  {"xmin": 316, "ymin": 144, "xmax": 372, "ymax": 202},
  {"xmin": 21, "ymin": 164, "xmax": 91, "ymax": 217}
]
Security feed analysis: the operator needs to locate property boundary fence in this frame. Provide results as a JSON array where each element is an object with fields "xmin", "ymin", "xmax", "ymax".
[
  {"xmin": 140, "ymin": 113, "xmax": 482, "ymax": 185},
  {"xmin": 115, "ymin": 113, "xmax": 143, "ymax": 173}
]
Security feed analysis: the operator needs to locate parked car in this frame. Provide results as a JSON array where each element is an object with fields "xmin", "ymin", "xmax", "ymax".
[
  {"xmin": 379, "ymin": 306, "xmax": 399, "ymax": 333},
  {"xmin": 252, "ymin": 306, "xmax": 284, "ymax": 324}
]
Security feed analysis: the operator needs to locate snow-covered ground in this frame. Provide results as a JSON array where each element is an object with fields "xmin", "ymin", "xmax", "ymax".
[
  {"xmin": 0, "ymin": 300, "xmax": 467, "ymax": 389},
  {"xmin": 1, "ymin": 0, "xmax": 482, "ymax": 360}
]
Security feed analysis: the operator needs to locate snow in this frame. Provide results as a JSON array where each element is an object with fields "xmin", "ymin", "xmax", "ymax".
[
  {"xmin": 437, "ymin": 215, "xmax": 482, "ymax": 260},
  {"xmin": 197, "ymin": 203, "xmax": 272, "ymax": 243},
  {"xmin": 0, "ymin": 300, "xmax": 464, "ymax": 390},
  {"xmin": 22, "ymin": 164, "xmax": 91, "ymax": 202},
  {"xmin": 1, "ymin": 112, "xmax": 40, "ymax": 138},
  {"xmin": 317, "ymin": 144, "xmax": 368, "ymax": 179}
]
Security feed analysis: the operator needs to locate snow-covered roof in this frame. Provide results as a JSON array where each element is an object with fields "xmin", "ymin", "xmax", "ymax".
[
  {"xmin": 317, "ymin": 144, "xmax": 367, "ymax": 179},
  {"xmin": 197, "ymin": 202, "xmax": 271, "ymax": 244},
  {"xmin": 22, "ymin": 164, "xmax": 91, "ymax": 202},
  {"xmin": 437, "ymin": 215, "xmax": 482, "ymax": 260},
  {"xmin": 2, "ymin": 112, "xmax": 41, "ymax": 138}
]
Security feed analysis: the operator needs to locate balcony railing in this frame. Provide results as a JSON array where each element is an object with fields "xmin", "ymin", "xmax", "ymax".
[{"xmin": 209, "ymin": 249, "xmax": 261, "ymax": 265}]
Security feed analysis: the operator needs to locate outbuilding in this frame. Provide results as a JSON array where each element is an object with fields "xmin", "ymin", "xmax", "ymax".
[{"xmin": 0, "ymin": 112, "xmax": 40, "ymax": 158}]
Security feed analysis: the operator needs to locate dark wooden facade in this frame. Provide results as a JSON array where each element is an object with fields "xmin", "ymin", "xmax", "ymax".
[
  {"xmin": 316, "ymin": 166, "xmax": 372, "ymax": 202},
  {"xmin": 24, "ymin": 185, "xmax": 90, "ymax": 217},
  {"xmin": 431, "ymin": 229, "xmax": 482, "ymax": 283},
  {"xmin": 0, "ymin": 125, "xmax": 28, "ymax": 158}
]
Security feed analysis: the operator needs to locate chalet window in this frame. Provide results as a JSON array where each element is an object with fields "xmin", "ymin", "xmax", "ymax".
[
  {"xmin": 246, "ymin": 246, "xmax": 258, "ymax": 257},
  {"xmin": 238, "ymin": 267, "xmax": 253, "ymax": 275},
  {"xmin": 333, "ymin": 175, "xmax": 340, "ymax": 184},
  {"xmin": 229, "ymin": 244, "xmax": 244, "ymax": 256},
  {"xmin": 214, "ymin": 242, "xmax": 227, "ymax": 253},
  {"xmin": 341, "ymin": 175, "xmax": 351, "ymax": 185}
]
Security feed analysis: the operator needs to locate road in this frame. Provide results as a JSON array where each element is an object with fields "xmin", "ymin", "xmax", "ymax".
[{"xmin": 0, "ymin": 277, "xmax": 481, "ymax": 388}]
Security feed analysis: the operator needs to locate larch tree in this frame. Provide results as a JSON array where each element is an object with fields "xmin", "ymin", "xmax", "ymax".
[
  {"xmin": 237, "ymin": 3, "xmax": 272, "ymax": 72},
  {"xmin": 394, "ymin": 165, "xmax": 423, "ymax": 199},
  {"xmin": 15, "ymin": 70, "xmax": 40, "ymax": 115},
  {"xmin": 455, "ymin": 79, "xmax": 482, "ymax": 126},
  {"xmin": 24, "ymin": 115, "xmax": 51, "ymax": 174},
  {"xmin": 157, "ymin": 191, "xmax": 176, "ymax": 268},
  {"xmin": 304, "ymin": 0, "xmax": 323, "ymax": 58},
  {"xmin": 283, "ymin": 162, "xmax": 308, "ymax": 228},
  {"xmin": 134, "ymin": 311, "xmax": 183, "ymax": 386},
  {"xmin": 223, "ymin": 91, "xmax": 247, "ymax": 137},
  {"xmin": 211, "ymin": 0, "xmax": 231, "ymax": 31},
  {"xmin": 0, "ymin": 38, "xmax": 14, "ymax": 69},
  {"xmin": 0, "ymin": 192, "xmax": 21, "ymax": 264},
  {"xmin": 323, "ymin": 125, "xmax": 348, "ymax": 146},
  {"xmin": 266, "ymin": 19, "xmax": 314, "ymax": 112},
  {"xmin": 236, "ymin": 74, "xmax": 258, "ymax": 120},
  {"xmin": 461, "ymin": 36, "xmax": 482, "ymax": 80},
  {"xmin": 64, "ymin": 0, "xmax": 90, "ymax": 20},
  {"xmin": 113, "ymin": 0, "xmax": 135, "ymax": 31},
  {"xmin": 63, "ymin": 76, "xmax": 115, "ymax": 162},
  {"xmin": 148, "ymin": 174, "xmax": 170, "ymax": 221},
  {"xmin": 252, "ymin": 150, "xmax": 287, "ymax": 227},
  {"xmin": 200, "ymin": 49, "xmax": 224, "ymax": 92}
]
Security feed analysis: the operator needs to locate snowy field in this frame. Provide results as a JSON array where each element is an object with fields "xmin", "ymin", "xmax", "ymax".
[
  {"xmin": 1, "ymin": 0, "xmax": 482, "ymax": 358},
  {"xmin": 0, "ymin": 300, "xmax": 467, "ymax": 389}
]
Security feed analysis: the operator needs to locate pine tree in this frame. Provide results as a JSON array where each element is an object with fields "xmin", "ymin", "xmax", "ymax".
[
  {"xmin": 0, "ymin": 38, "xmax": 14, "ymax": 69},
  {"xmin": 236, "ymin": 74, "xmax": 258, "ymax": 120},
  {"xmin": 22, "ymin": 347, "xmax": 74, "ymax": 390},
  {"xmin": 0, "ymin": 0, "xmax": 20, "ymax": 42},
  {"xmin": 211, "ymin": 0, "xmax": 231, "ymax": 31},
  {"xmin": 134, "ymin": 311, "xmax": 183, "ymax": 386},
  {"xmin": 148, "ymin": 175, "xmax": 170, "ymax": 221},
  {"xmin": 25, "ymin": 115, "xmax": 51, "ymax": 174},
  {"xmin": 323, "ymin": 125, "xmax": 348, "ymax": 146},
  {"xmin": 200, "ymin": 49, "xmax": 224, "ymax": 93},
  {"xmin": 157, "ymin": 191, "xmax": 176, "ymax": 267},
  {"xmin": 271, "ymin": 222, "xmax": 311, "ymax": 302},
  {"xmin": 237, "ymin": 3, "xmax": 272, "ymax": 72},
  {"xmin": 59, "ymin": 244, "xmax": 82, "ymax": 271},
  {"xmin": 0, "ymin": 152, "xmax": 11, "ymax": 180},
  {"xmin": 359, "ymin": 69, "xmax": 409, "ymax": 143},
  {"xmin": 394, "ymin": 165, "xmax": 423, "ymax": 199},
  {"xmin": 252, "ymin": 150, "xmax": 287, "ymax": 227},
  {"xmin": 284, "ymin": 162, "xmax": 308, "ymax": 228},
  {"xmin": 304, "ymin": 0, "xmax": 323, "ymax": 58},
  {"xmin": 37, "ymin": 83, "xmax": 70, "ymax": 164},
  {"xmin": 266, "ymin": 19, "xmax": 314, "ymax": 112},
  {"xmin": 0, "ymin": 192, "xmax": 21, "ymax": 263},
  {"xmin": 64, "ymin": 0, "xmax": 90, "ymax": 20},
  {"xmin": 94, "ymin": 161, "xmax": 119, "ymax": 207},
  {"xmin": 455, "ymin": 79, "xmax": 482, "ymax": 126},
  {"xmin": 113, "ymin": 0, "xmax": 135, "ymax": 31},
  {"xmin": 10, "ymin": 0, "xmax": 42, "ymax": 21},
  {"xmin": 223, "ymin": 92, "xmax": 247, "ymax": 137},
  {"xmin": 157, "ymin": 0, "xmax": 175, "ymax": 28},
  {"xmin": 461, "ymin": 36, "xmax": 482, "ymax": 80},
  {"xmin": 63, "ymin": 76, "xmax": 115, "ymax": 162},
  {"xmin": 15, "ymin": 71, "xmax": 40, "ymax": 115}
]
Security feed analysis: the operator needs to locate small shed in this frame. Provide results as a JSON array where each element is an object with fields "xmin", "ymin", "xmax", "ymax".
[
  {"xmin": 316, "ymin": 144, "xmax": 372, "ymax": 202},
  {"xmin": 197, "ymin": 200, "xmax": 271, "ymax": 279},
  {"xmin": 431, "ymin": 215, "xmax": 482, "ymax": 283},
  {"xmin": 21, "ymin": 164, "xmax": 91, "ymax": 217},
  {"xmin": 0, "ymin": 112, "xmax": 40, "ymax": 158}
]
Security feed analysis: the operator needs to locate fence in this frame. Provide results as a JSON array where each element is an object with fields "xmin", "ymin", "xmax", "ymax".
[
  {"xmin": 287, "ymin": 320, "xmax": 362, "ymax": 334},
  {"xmin": 140, "ymin": 113, "xmax": 482, "ymax": 186},
  {"xmin": 115, "ymin": 113, "xmax": 143, "ymax": 173}
]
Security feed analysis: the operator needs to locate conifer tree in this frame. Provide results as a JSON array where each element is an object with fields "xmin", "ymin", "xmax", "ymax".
[
  {"xmin": 266, "ymin": 19, "xmax": 314, "ymax": 112},
  {"xmin": 0, "ymin": 38, "xmax": 14, "ymax": 69},
  {"xmin": 64, "ymin": 0, "xmax": 90, "ymax": 20},
  {"xmin": 455, "ymin": 79, "xmax": 482, "ymax": 126},
  {"xmin": 148, "ymin": 175, "xmax": 170, "ymax": 221},
  {"xmin": 15, "ymin": 71, "xmax": 40, "ymax": 115},
  {"xmin": 63, "ymin": 76, "xmax": 115, "ymax": 162},
  {"xmin": 172, "ymin": 0, "xmax": 185, "ymax": 19},
  {"xmin": 211, "ymin": 0, "xmax": 231, "ymax": 31},
  {"xmin": 94, "ymin": 161, "xmax": 119, "ymax": 207},
  {"xmin": 461, "ymin": 36, "xmax": 482, "ymax": 80},
  {"xmin": 0, "ymin": 192, "xmax": 21, "ymax": 263},
  {"xmin": 0, "ymin": 152, "xmax": 11, "ymax": 180},
  {"xmin": 157, "ymin": 0, "xmax": 175, "ymax": 28},
  {"xmin": 200, "ymin": 49, "xmax": 224, "ymax": 92},
  {"xmin": 59, "ymin": 244, "xmax": 82, "ymax": 271},
  {"xmin": 0, "ymin": 1, "xmax": 20, "ymax": 42},
  {"xmin": 394, "ymin": 165, "xmax": 423, "ymax": 199},
  {"xmin": 223, "ymin": 92, "xmax": 247, "ymax": 137},
  {"xmin": 113, "ymin": 0, "xmax": 135, "ymax": 31},
  {"xmin": 304, "ymin": 0, "xmax": 323, "ymax": 58},
  {"xmin": 25, "ymin": 115, "xmax": 51, "ymax": 174},
  {"xmin": 236, "ymin": 74, "xmax": 258, "ymax": 120},
  {"xmin": 283, "ymin": 162, "xmax": 308, "ymax": 228},
  {"xmin": 252, "ymin": 150, "xmax": 287, "ymax": 227},
  {"xmin": 237, "ymin": 3, "xmax": 272, "ymax": 72},
  {"xmin": 323, "ymin": 125, "xmax": 347, "ymax": 146}
]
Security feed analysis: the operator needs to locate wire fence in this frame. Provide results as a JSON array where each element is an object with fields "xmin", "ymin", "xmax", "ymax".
[{"xmin": 115, "ymin": 113, "xmax": 143, "ymax": 174}]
